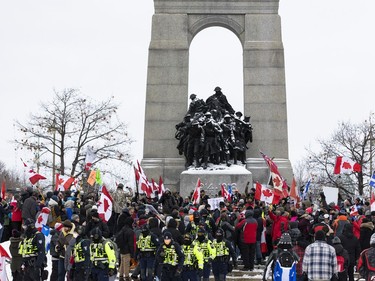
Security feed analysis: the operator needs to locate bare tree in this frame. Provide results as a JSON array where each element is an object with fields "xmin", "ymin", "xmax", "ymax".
[
  {"xmin": 15, "ymin": 89, "xmax": 133, "ymax": 181},
  {"xmin": 0, "ymin": 160, "xmax": 24, "ymax": 192},
  {"xmin": 305, "ymin": 120, "xmax": 374, "ymax": 196}
]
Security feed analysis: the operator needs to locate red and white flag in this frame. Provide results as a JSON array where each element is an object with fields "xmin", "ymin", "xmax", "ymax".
[
  {"xmin": 260, "ymin": 151, "xmax": 288, "ymax": 197},
  {"xmin": 35, "ymin": 207, "xmax": 51, "ymax": 231},
  {"xmin": 1, "ymin": 181, "xmax": 5, "ymax": 200},
  {"xmin": 260, "ymin": 218, "xmax": 268, "ymax": 253},
  {"xmin": 84, "ymin": 146, "xmax": 96, "ymax": 171},
  {"xmin": 55, "ymin": 174, "xmax": 75, "ymax": 191},
  {"xmin": 0, "ymin": 244, "xmax": 11, "ymax": 281},
  {"xmin": 158, "ymin": 176, "xmax": 165, "ymax": 199},
  {"xmin": 98, "ymin": 186, "xmax": 113, "ymax": 222},
  {"xmin": 289, "ymin": 177, "xmax": 300, "ymax": 204},
  {"xmin": 254, "ymin": 182, "xmax": 278, "ymax": 205},
  {"xmin": 350, "ymin": 205, "xmax": 359, "ymax": 217},
  {"xmin": 221, "ymin": 183, "xmax": 231, "ymax": 202},
  {"xmin": 334, "ymin": 156, "xmax": 361, "ymax": 174},
  {"xmin": 136, "ymin": 161, "xmax": 153, "ymax": 198},
  {"xmin": 29, "ymin": 169, "xmax": 46, "ymax": 185},
  {"xmin": 192, "ymin": 178, "xmax": 202, "ymax": 205}
]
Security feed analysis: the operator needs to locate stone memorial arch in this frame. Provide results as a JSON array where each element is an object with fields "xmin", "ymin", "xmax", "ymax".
[{"xmin": 142, "ymin": 0, "xmax": 293, "ymax": 192}]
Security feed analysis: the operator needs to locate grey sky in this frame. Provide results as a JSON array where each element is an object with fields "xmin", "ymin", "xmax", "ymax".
[{"xmin": 1, "ymin": 0, "xmax": 374, "ymax": 179}]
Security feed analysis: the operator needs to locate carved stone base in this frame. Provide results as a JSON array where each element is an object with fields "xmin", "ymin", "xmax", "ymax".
[{"xmin": 179, "ymin": 164, "xmax": 253, "ymax": 198}]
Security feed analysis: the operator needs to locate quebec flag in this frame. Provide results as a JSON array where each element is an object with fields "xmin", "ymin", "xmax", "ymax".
[
  {"xmin": 273, "ymin": 260, "xmax": 296, "ymax": 281},
  {"xmin": 41, "ymin": 225, "xmax": 52, "ymax": 253}
]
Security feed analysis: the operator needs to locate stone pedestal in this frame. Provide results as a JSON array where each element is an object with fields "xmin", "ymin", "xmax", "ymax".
[{"xmin": 179, "ymin": 165, "xmax": 253, "ymax": 198}]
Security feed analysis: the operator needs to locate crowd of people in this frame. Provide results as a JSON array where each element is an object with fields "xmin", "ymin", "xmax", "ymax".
[{"xmin": 2, "ymin": 183, "xmax": 375, "ymax": 281}]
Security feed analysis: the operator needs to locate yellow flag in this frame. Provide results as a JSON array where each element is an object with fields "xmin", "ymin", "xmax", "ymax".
[{"xmin": 87, "ymin": 170, "xmax": 97, "ymax": 186}]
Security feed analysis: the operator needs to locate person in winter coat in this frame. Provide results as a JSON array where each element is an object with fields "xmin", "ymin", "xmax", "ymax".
[
  {"xmin": 359, "ymin": 218, "xmax": 374, "ymax": 251},
  {"xmin": 235, "ymin": 209, "xmax": 257, "ymax": 271},
  {"xmin": 357, "ymin": 233, "xmax": 375, "ymax": 281},
  {"xmin": 85, "ymin": 210, "xmax": 110, "ymax": 238},
  {"xmin": 21, "ymin": 191, "xmax": 39, "ymax": 221},
  {"xmin": 332, "ymin": 236, "xmax": 349, "ymax": 281},
  {"xmin": 162, "ymin": 218, "xmax": 184, "ymax": 245},
  {"xmin": 10, "ymin": 194, "xmax": 22, "ymax": 232},
  {"xmin": 117, "ymin": 207, "xmax": 134, "ymax": 232},
  {"xmin": 333, "ymin": 210, "xmax": 350, "ymax": 236},
  {"xmin": 158, "ymin": 189, "xmax": 177, "ymax": 215},
  {"xmin": 298, "ymin": 213, "xmax": 312, "ymax": 243},
  {"xmin": 268, "ymin": 206, "xmax": 289, "ymax": 245},
  {"xmin": 253, "ymin": 207, "xmax": 265, "ymax": 265},
  {"xmin": 115, "ymin": 217, "xmax": 136, "ymax": 281},
  {"xmin": 56, "ymin": 220, "xmax": 76, "ymax": 281},
  {"xmin": 49, "ymin": 222, "xmax": 63, "ymax": 281},
  {"xmin": 9, "ymin": 229, "xmax": 23, "ymax": 281},
  {"xmin": 338, "ymin": 223, "xmax": 361, "ymax": 281}
]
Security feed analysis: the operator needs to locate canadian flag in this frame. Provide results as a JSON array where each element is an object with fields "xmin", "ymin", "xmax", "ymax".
[
  {"xmin": 260, "ymin": 218, "xmax": 268, "ymax": 253},
  {"xmin": 98, "ymin": 186, "xmax": 113, "ymax": 222},
  {"xmin": 334, "ymin": 156, "xmax": 361, "ymax": 174},
  {"xmin": 35, "ymin": 207, "xmax": 51, "ymax": 231},
  {"xmin": 192, "ymin": 178, "xmax": 202, "ymax": 205},
  {"xmin": 260, "ymin": 151, "xmax": 288, "ymax": 197},
  {"xmin": 55, "ymin": 174, "xmax": 75, "ymax": 191},
  {"xmin": 289, "ymin": 177, "xmax": 300, "ymax": 204},
  {"xmin": 136, "ymin": 161, "xmax": 153, "ymax": 198},
  {"xmin": 0, "ymin": 244, "xmax": 11, "ymax": 281},
  {"xmin": 254, "ymin": 182, "xmax": 278, "ymax": 205},
  {"xmin": 221, "ymin": 183, "xmax": 231, "ymax": 202},
  {"xmin": 29, "ymin": 169, "xmax": 47, "ymax": 185},
  {"xmin": 158, "ymin": 176, "xmax": 165, "ymax": 199}
]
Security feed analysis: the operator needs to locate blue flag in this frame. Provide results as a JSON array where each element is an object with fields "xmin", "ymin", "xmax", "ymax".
[
  {"xmin": 370, "ymin": 171, "xmax": 375, "ymax": 188},
  {"xmin": 228, "ymin": 184, "xmax": 233, "ymax": 196},
  {"xmin": 302, "ymin": 179, "xmax": 311, "ymax": 200},
  {"xmin": 41, "ymin": 225, "xmax": 51, "ymax": 252}
]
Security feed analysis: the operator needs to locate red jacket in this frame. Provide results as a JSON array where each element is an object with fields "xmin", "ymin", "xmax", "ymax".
[
  {"xmin": 269, "ymin": 211, "xmax": 289, "ymax": 242},
  {"xmin": 10, "ymin": 201, "xmax": 22, "ymax": 222},
  {"xmin": 236, "ymin": 217, "xmax": 258, "ymax": 244}
]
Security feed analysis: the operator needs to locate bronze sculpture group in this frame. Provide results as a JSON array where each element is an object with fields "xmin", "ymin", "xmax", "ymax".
[{"xmin": 175, "ymin": 87, "xmax": 253, "ymax": 169}]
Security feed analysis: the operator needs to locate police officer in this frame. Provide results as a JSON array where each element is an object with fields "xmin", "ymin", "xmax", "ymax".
[
  {"xmin": 185, "ymin": 211, "xmax": 201, "ymax": 236},
  {"xmin": 136, "ymin": 225, "xmax": 160, "ymax": 281},
  {"xmin": 181, "ymin": 234, "xmax": 204, "ymax": 281},
  {"xmin": 19, "ymin": 218, "xmax": 46, "ymax": 281},
  {"xmin": 211, "ymin": 228, "xmax": 237, "ymax": 281},
  {"xmin": 70, "ymin": 225, "xmax": 91, "ymax": 281},
  {"xmin": 155, "ymin": 232, "xmax": 185, "ymax": 281},
  {"xmin": 90, "ymin": 228, "xmax": 117, "ymax": 281},
  {"xmin": 195, "ymin": 228, "xmax": 216, "ymax": 281}
]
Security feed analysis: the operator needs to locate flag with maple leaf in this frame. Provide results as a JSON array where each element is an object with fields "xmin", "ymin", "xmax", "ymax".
[
  {"xmin": 84, "ymin": 146, "xmax": 96, "ymax": 171},
  {"xmin": 289, "ymin": 176, "xmax": 300, "ymax": 204},
  {"xmin": 0, "ymin": 243, "xmax": 10, "ymax": 281},
  {"xmin": 334, "ymin": 156, "xmax": 361, "ymax": 174},
  {"xmin": 221, "ymin": 183, "xmax": 231, "ymax": 202},
  {"xmin": 136, "ymin": 160, "xmax": 152, "ymax": 197},
  {"xmin": 55, "ymin": 173, "xmax": 75, "ymax": 191},
  {"xmin": 254, "ymin": 182, "xmax": 279, "ymax": 204},
  {"xmin": 35, "ymin": 207, "xmax": 51, "ymax": 231},
  {"xmin": 349, "ymin": 205, "xmax": 359, "ymax": 217},
  {"xmin": 260, "ymin": 151, "xmax": 288, "ymax": 197},
  {"xmin": 97, "ymin": 186, "xmax": 113, "ymax": 222},
  {"xmin": 28, "ymin": 169, "xmax": 47, "ymax": 185},
  {"xmin": 192, "ymin": 178, "xmax": 202, "ymax": 205}
]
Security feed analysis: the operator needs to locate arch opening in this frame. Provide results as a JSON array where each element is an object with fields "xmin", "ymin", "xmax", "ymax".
[{"xmin": 188, "ymin": 27, "xmax": 244, "ymax": 116}]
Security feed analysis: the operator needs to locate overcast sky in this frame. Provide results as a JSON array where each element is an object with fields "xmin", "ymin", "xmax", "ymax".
[{"xmin": 1, "ymin": 0, "xmax": 375, "ymax": 181}]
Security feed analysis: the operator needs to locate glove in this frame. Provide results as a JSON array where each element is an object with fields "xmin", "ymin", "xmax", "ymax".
[
  {"xmin": 175, "ymin": 268, "xmax": 182, "ymax": 277},
  {"xmin": 55, "ymin": 245, "xmax": 61, "ymax": 252},
  {"xmin": 108, "ymin": 268, "xmax": 116, "ymax": 276}
]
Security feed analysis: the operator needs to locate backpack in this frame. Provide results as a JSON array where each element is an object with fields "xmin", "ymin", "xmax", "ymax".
[
  {"xmin": 334, "ymin": 220, "xmax": 349, "ymax": 236},
  {"xmin": 273, "ymin": 250, "xmax": 297, "ymax": 281},
  {"xmin": 336, "ymin": 255, "xmax": 345, "ymax": 273},
  {"xmin": 359, "ymin": 248, "xmax": 375, "ymax": 281}
]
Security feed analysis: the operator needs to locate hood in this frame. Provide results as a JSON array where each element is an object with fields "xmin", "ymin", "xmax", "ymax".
[
  {"xmin": 333, "ymin": 244, "xmax": 345, "ymax": 255},
  {"xmin": 360, "ymin": 221, "xmax": 374, "ymax": 230}
]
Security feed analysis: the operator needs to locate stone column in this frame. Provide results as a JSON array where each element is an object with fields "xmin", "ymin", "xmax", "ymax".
[
  {"xmin": 142, "ymin": 14, "xmax": 189, "ymax": 187},
  {"xmin": 243, "ymin": 14, "xmax": 293, "ymax": 182}
]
